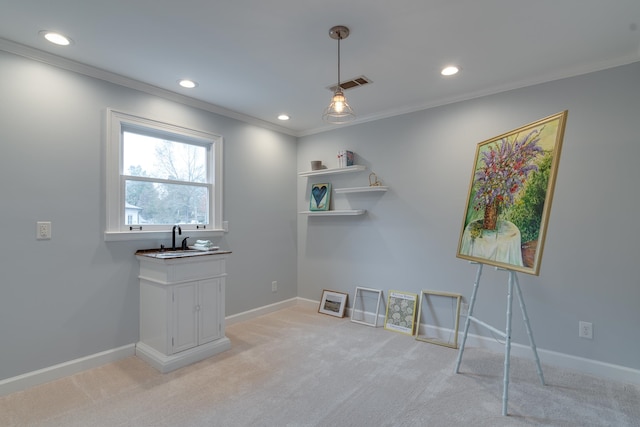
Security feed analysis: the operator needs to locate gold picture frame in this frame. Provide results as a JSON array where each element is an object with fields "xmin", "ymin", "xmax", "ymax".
[
  {"xmin": 384, "ymin": 290, "xmax": 418, "ymax": 336},
  {"xmin": 456, "ymin": 111, "xmax": 568, "ymax": 275},
  {"xmin": 415, "ymin": 290, "xmax": 462, "ymax": 349}
]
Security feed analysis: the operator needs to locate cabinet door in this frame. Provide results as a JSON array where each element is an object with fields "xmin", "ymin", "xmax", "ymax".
[
  {"xmin": 172, "ymin": 282, "xmax": 198, "ymax": 353},
  {"xmin": 198, "ymin": 278, "xmax": 222, "ymax": 344}
]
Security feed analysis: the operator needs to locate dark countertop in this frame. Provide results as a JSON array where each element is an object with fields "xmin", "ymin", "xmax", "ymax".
[{"xmin": 136, "ymin": 248, "xmax": 232, "ymax": 259}]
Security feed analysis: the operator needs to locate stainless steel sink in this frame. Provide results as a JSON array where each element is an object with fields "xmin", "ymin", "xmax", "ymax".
[{"xmin": 151, "ymin": 250, "xmax": 209, "ymax": 258}]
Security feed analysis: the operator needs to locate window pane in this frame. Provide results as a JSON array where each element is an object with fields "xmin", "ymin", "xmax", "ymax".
[
  {"xmin": 123, "ymin": 132, "xmax": 207, "ymax": 183},
  {"xmin": 106, "ymin": 109, "xmax": 222, "ymax": 237},
  {"xmin": 125, "ymin": 180, "xmax": 209, "ymax": 225}
]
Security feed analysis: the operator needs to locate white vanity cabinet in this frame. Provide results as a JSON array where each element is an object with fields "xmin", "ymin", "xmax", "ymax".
[
  {"xmin": 171, "ymin": 278, "xmax": 222, "ymax": 353},
  {"xmin": 135, "ymin": 251, "xmax": 231, "ymax": 373}
]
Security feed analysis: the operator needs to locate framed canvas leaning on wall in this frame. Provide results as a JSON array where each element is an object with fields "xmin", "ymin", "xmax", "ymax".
[
  {"xmin": 318, "ymin": 289, "xmax": 348, "ymax": 317},
  {"xmin": 384, "ymin": 290, "xmax": 418, "ymax": 335}
]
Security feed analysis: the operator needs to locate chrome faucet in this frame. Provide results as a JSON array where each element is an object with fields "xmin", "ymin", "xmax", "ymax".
[{"xmin": 172, "ymin": 225, "xmax": 182, "ymax": 250}]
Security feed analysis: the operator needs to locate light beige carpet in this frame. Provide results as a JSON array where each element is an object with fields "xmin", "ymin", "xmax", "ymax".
[{"xmin": 1, "ymin": 302, "xmax": 638, "ymax": 426}]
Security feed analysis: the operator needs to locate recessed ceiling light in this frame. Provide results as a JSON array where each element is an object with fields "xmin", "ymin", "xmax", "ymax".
[
  {"xmin": 178, "ymin": 79, "xmax": 198, "ymax": 88},
  {"xmin": 39, "ymin": 30, "xmax": 72, "ymax": 46},
  {"xmin": 441, "ymin": 66, "xmax": 460, "ymax": 76},
  {"xmin": 277, "ymin": 114, "xmax": 290, "ymax": 121}
]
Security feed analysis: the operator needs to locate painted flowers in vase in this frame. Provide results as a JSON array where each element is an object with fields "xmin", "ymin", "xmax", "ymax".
[{"xmin": 472, "ymin": 128, "xmax": 544, "ymax": 230}]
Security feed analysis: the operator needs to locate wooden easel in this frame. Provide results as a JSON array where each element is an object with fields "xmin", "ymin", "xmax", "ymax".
[{"xmin": 454, "ymin": 262, "xmax": 545, "ymax": 416}]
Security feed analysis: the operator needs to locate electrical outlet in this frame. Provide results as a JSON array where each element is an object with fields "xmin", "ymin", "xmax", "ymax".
[
  {"xmin": 272, "ymin": 281, "xmax": 277, "ymax": 292},
  {"xmin": 37, "ymin": 221, "xmax": 51, "ymax": 240},
  {"xmin": 223, "ymin": 221, "xmax": 229, "ymax": 232},
  {"xmin": 579, "ymin": 321, "xmax": 593, "ymax": 339}
]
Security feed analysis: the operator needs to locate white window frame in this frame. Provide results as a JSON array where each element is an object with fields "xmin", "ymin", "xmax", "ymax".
[{"xmin": 104, "ymin": 109, "xmax": 224, "ymax": 241}]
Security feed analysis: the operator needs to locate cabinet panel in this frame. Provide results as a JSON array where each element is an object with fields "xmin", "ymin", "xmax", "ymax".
[
  {"xmin": 172, "ymin": 283, "xmax": 198, "ymax": 353},
  {"xmin": 139, "ymin": 280, "xmax": 171, "ymax": 353},
  {"xmin": 172, "ymin": 258, "xmax": 224, "ymax": 282},
  {"xmin": 199, "ymin": 279, "xmax": 222, "ymax": 344}
]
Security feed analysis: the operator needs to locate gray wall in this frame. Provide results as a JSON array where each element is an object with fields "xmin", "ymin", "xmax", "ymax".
[
  {"xmin": 0, "ymin": 50, "xmax": 298, "ymax": 380},
  {"xmin": 2, "ymin": 46, "xmax": 638, "ymax": 382},
  {"xmin": 297, "ymin": 61, "xmax": 640, "ymax": 371}
]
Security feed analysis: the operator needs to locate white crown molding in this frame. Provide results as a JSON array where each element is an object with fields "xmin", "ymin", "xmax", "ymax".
[
  {"xmin": 2, "ymin": 37, "xmax": 638, "ymax": 139},
  {"xmin": 0, "ymin": 37, "xmax": 298, "ymax": 137},
  {"xmin": 300, "ymin": 54, "xmax": 640, "ymax": 137}
]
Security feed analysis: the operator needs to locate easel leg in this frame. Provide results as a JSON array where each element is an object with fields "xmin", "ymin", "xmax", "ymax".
[
  {"xmin": 502, "ymin": 272, "xmax": 515, "ymax": 416},
  {"xmin": 454, "ymin": 263, "xmax": 483, "ymax": 373},
  {"xmin": 513, "ymin": 274, "xmax": 545, "ymax": 385},
  {"xmin": 456, "ymin": 266, "xmax": 544, "ymax": 417}
]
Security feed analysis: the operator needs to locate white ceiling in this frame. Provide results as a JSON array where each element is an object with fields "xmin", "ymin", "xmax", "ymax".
[{"xmin": 1, "ymin": 1, "xmax": 639, "ymax": 136}]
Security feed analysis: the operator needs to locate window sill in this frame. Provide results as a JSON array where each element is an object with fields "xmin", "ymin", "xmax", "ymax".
[{"xmin": 104, "ymin": 229, "xmax": 225, "ymax": 242}]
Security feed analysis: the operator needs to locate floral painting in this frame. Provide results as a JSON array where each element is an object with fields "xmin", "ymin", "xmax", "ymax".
[
  {"xmin": 384, "ymin": 291, "xmax": 418, "ymax": 335},
  {"xmin": 457, "ymin": 111, "xmax": 568, "ymax": 275}
]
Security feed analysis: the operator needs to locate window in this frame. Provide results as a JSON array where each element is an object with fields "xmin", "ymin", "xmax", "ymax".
[{"xmin": 105, "ymin": 109, "xmax": 223, "ymax": 240}]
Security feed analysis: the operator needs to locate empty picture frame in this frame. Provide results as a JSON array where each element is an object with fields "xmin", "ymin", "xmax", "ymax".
[
  {"xmin": 318, "ymin": 289, "xmax": 348, "ymax": 317},
  {"xmin": 350, "ymin": 286, "xmax": 383, "ymax": 327},
  {"xmin": 415, "ymin": 290, "xmax": 462, "ymax": 349},
  {"xmin": 384, "ymin": 290, "xmax": 418, "ymax": 336}
]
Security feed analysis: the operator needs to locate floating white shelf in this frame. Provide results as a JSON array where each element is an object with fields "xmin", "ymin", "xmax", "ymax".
[
  {"xmin": 298, "ymin": 165, "xmax": 366, "ymax": 177},
  {"xmin": 334, "ymin": 186, "xmax": 389, "ymax": 194},
  {"xmin": 299, "ymin": 209, "xmax": 366, "ymax": 216}
]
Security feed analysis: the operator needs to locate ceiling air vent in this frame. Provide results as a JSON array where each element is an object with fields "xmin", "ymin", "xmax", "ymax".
[{"xmin": 328, "ymin": 75, "xmax": 372, "ymax": 92}]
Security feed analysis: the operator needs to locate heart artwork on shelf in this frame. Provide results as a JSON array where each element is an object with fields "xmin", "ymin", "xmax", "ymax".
[{"xmin": 310, "ymin": 183, "xmax": 331, "ymax": 211}]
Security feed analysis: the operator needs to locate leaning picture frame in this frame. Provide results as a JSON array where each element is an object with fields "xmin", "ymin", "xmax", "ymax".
[
  {"xmin": 309, "ymin": 183, "xmax": 331, "ymax": 211},
  {"xmin": 415, "ymin": 290, "xmax": 462, "ymax": 349},
  {"xmin": 350, "ymin": 286, "xmax": 383, "ymax": 327},
  {"xmin": 318, "ymin": 289, "xmax": 348, "ymax": 318},
  {"xmin": 456, "ymin": 111, "xmax": 568, "ymax": 275},
  {"xmin": 384, "ymin": 290, "xmax": 418, "ymax": 336}
]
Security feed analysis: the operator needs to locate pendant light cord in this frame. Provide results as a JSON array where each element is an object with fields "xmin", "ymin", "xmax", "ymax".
[{"xmin": 337, "ymin": 35, "xmax": 341, "ymax": 90}]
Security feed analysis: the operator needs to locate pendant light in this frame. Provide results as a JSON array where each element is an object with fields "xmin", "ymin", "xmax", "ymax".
[{"xmin": 322, "ymin": 26, "xmax": 356, "ymax": 124}]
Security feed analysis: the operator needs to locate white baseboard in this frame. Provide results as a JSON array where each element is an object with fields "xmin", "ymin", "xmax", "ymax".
[
  {"xmin": 345, "ymin": 308, "xmax": 640, "ymax": 386},
  {"xmin": 3, "ymin": 301, "xmax": 638, "ymax": 397},
  {"xmin": 0, "ymin": 299, "xmax": 300, "ymax": 397},
  {"xmin": 348, "ymin": 308, "xmax": 383, "ymax": 327},
  {"xmin": 458, "ymin": 330, "xmax": 640, "ymax": 386},
  {"xmin": 0, "ymin": 344, "xmax": 135, "ymax": 397},
  {"xmin": 225, "ymin": 297, "xmax": 299, "ymax": 325},
  {"xmin": 415, "ymin": 320, "xmax": 640, "ymax": 386}
]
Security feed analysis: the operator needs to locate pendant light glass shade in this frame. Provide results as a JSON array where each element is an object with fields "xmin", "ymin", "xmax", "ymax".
[
  {"xmin": 322, "ymin": 89, "xmax": 355, "ymax": 124},
  {"xmin": 323, "ymin": 26, "xmax": 355, "ymax": 124}
]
